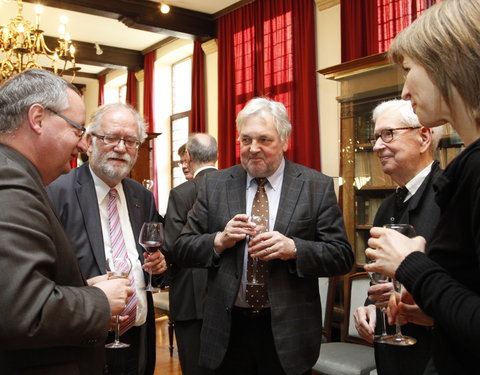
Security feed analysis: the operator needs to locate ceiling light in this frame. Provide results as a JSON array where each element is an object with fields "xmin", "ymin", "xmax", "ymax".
[
  {"xmin": 160, "ymin": 3, "xmax": 170, "ymax": 14},
  {"xmin": 0, "ymin": 0, "xmax": 77, "ymax": 81},
  {"xmin": 94, "ymin": 42, "xmax": 103, "ymax": 55}
]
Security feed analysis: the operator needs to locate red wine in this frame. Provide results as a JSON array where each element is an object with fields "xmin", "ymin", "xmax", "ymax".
[{"xmin": 141, "ymin": 240, "xmax": 162, "ymax": 253}]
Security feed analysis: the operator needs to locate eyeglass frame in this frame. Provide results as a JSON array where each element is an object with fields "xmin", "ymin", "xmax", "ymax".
[
  {"xmin": 370, "ymin": 126, "xmax": 421, "ymax": 147},
  {"xmin": 46, "ymin": 108, "xmax": 86, "ymax": 138},
  {"xmin": 91, "ymin": 133, "xmax": 141, "ymax": 150}
]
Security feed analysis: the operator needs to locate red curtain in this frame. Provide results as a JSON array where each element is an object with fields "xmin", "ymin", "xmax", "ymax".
[
  {"xmin": 98, "ymin": 75, "xmax": 105, "ymax": 106},
  {"xmin": 190, "ymin": 41, "xmax": 206, "ymax": 133},
  {"xmin": 341, "ymin": 0, "xmax": 440, "ymax": 62},
  {"xmin": 217, "ymin": 0, "xmax": 320, "ymax": 170},
  {"xmin": 126, "ymin": 70, "xmax": 137, "ymax": 109},
  {"xmin": 143, "ymin": 51, "xmax": 158, "ymax": 207}
]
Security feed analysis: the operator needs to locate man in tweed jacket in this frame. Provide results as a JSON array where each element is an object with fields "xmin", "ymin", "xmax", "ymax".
[{"xmin": 174, "ymin": 98, "xmax": 353, "ymax": 375}]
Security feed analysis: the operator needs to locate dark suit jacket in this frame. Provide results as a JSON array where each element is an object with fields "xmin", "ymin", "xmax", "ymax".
[
  {"xmin": 46, "ymin": 162, "xmax": 162, "ymax": 375},
  {"xmin": 165, "ymin": 167, "xmax": 217, "ymax": 321},
  {"xmin": 175, "ymin": 159, "xmax": 354, "ymax": 375},
  {"xmin": 372, "ymin": 160, "xmax": 442, "ymax": 375},
  {"xmin": 0, "ymin": 145, "xmax": 111, "ymax": 375}
]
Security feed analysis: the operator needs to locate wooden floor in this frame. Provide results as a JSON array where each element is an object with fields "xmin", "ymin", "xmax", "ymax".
[{"xmin": 154, "ymin": 315, "xmax": 182, "ymax": 375}]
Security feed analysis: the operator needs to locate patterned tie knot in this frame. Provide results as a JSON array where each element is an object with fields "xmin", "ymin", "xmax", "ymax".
[
  {"xmin": 256, "ymin": 177, "xmax": 268, "ymax": 188},
  {"xmin": 109, "ymin": 188, "xmax": 118, "ymax": 199}
]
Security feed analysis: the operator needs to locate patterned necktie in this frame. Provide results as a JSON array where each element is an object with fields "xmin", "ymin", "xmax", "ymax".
[
  {"xmin": 246, "ymin": 178, "xmax": 269, "ymax": 311},
  {"xmin": 108, "ymin": 189, "xmax": 137, "ymax": 335}
]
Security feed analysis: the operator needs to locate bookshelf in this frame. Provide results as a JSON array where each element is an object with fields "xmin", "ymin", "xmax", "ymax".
[{"xmin": 319, "ymin": 53, "xmax": 463, "ymax": 268}]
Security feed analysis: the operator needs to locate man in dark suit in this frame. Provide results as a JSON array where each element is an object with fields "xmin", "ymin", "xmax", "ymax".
[
  {"xmin": 353, "ymin": 99, "xmax": 444, "ymax": 375},
  {"xmin": 175, "ymin": 97, "xmax": 354, "ymax": 375},
  {"xmin": 47, "ymin": 103, "xmax": 167, "ymax": 375},
  {"xmin": 0, "ymin": 69, "xmax": 132, "ymax": 374},
  {"xmin": 165, "ymin": 133, "xmax": 218, "ymax": 375}
]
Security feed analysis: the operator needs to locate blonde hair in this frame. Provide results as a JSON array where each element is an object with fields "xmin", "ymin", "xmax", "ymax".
[{"xmin": 389, "ymin": 0, "xmax": 480, "ymax": 124}]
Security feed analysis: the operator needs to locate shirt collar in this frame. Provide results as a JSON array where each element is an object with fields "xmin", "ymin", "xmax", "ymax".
[
  {"xmin": 193, "ymin": 165, "xmax": 217, "ymax": 178},
  {"xmin": 89, "ymin": 165, "xmax": 124, "ymax": 205},
  {"xmin": 246, "ymin": 157, "xmax": 285, "ymax": 191},
  {"xmin": 404, "ymin": 161, "xmax": 433, "ymax": 197}
]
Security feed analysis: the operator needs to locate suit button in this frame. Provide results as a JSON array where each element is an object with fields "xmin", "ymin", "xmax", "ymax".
[{"xmin": 226, "ymin": 307, "xmax": 230, "ymax": 313}]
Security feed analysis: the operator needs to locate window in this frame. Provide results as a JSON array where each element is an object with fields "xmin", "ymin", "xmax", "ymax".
[
  {"xmin": 170, "ymin": 57, "xmax": 192, "ymax": 187},
  {"xmin": 377, "ymin": 0, "xmax": 440, "ymax": 52}
]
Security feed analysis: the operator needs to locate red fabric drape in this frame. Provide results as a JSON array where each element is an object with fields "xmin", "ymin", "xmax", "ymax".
[
  {"xmin": 98, "ymin": 75, "xmax": 105, "ymax": 106},
  {"xmin": 126, "ymin": 70, "xmax": 137, "ymax": 109},
  {"xmin": 143, "ymin": 51, "xmax": 158, "ymax": 207},
  {"xmin": 217, "ymin": 0, "xmax": 320, "ymax": 170},
  {"xmin": 341, "ymin": 0, "xmax": 440, "ymax": 62},
  {"xmin": 190, "ymin": 41, "xmax": 206, "ymax": 133}
]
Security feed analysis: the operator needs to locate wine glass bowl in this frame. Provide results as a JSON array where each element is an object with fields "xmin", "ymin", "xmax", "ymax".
[
  {"xmin": 139, "ymin": 222, "xmax": 164, "ymax": 292},
  {"xmin": 247, "ymin": 215, "xmax": 267, "ymax": 286},
  {"xmin": 105, "ymin": 257, "xmax": 132, "ymax": 349},
  {"xmin": 377, "ymin": 223, "xmax": 417, "ymax": 346}
]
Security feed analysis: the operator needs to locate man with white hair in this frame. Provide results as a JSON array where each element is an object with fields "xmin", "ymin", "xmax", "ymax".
[
  {"xmin": 354, "ymin": 99, "xmax": 443, "ymax": 375},
  {"xmin": 47, "ymin": 103, "xmax": 167, "ymax": 375}
]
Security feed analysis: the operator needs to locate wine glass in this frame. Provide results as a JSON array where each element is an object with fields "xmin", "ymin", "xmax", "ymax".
[
  {"xmin": 377, "ymin": 223, "xmax": 417, "ymax": 346},
  {"xmin": 105, "ymin": 257, "xmax": 132, "ymax": 349},
  {"xmin": 247, "ymin": 215, "xmax": 267, "ymax": 286},
  {"xmin": 138, "ymin": 222, "xmax": 164, "ymax": 292},
  {"xmin": 366, "ymin": 260, "xmax": 390, "ymax": 341}
]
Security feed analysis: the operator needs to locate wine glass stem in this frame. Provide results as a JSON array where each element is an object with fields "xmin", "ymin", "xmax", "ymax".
[
  {"xmin": 252, "ymin": 258, "xmax": 258, "ymax": 282},
  {"xmin": 381, "ymin": 310, "xmax": 388, "ymax": 336},
  {"xmin": 147, "ymin": 270, "xmax": 153, "ymax": 288},
  {"xmin": 114, "ymin": 315, "xmax": 121, "ymax": 343}
]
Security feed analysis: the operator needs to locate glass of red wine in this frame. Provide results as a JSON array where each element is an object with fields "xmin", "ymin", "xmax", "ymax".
[{"xmin": 138, "ymin": 222, "xmax": 164, "ymax": 292}]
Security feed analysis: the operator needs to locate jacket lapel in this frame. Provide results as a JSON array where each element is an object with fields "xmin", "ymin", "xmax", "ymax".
[
  {"xmin": 122, "ymin": 180, "xmax": 146, "ymax": 263},
  {"xmin": 75, "ymin": 164, "xmax": 106, "ymax": 273},
  {"xmin": 274, "ymin": 160, "xmax": 303, "ymax": 235}
]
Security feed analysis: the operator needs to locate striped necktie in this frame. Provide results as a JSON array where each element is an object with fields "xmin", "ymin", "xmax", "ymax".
[{"xmin": 108, "ymin": 189, "xmax": 137, "ymax": 335}]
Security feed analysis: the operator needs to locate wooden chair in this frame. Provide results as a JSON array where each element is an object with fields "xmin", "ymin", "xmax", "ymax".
[
  {"xmin": 153, "ymin": 291, "xmax": 175, "ymax": 357},
  {"xmin": 313, "ymin": 272, "xmax": 376, "ymax": 375}
]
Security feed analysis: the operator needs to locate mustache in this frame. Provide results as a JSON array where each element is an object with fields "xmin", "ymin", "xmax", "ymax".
[{"xmin": 106, "ymin": 151, "xmax": 131, "ymax": 163}]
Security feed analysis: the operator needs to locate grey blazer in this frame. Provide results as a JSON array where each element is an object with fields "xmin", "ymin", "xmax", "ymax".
[
  {"xmin": 175, "ymin": 159, "xmax": 354, "ymax": 375},
  {"xmin": 164, "ymin": 167, "xmax": 217, "ymax": 321},
  {"xmin": 0, "ymin": 145, "xmax": 110, "ymax": 375},
  {"xmin": 46, "ymin": 162, "xmax": 162, "ymax": 375}
]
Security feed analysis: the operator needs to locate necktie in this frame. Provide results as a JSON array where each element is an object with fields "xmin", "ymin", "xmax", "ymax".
[
  {"xmin": 108, "ymin": 189, "xmax": 137, "ymax": 335},
  {"xmin": 395, "ymin": 186, "xmax": 409, "ymax": 207},
  {"xmin": 246, "ymin": 178, "xmax": 269, "ymax": 311}
]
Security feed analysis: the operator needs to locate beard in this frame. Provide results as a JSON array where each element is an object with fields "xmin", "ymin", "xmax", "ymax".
[{"xmin": 90, "ymin": 142, "xmax": 137, "ymax": 184}]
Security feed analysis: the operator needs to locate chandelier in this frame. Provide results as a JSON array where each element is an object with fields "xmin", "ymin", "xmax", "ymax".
[{"xmin": 0, "ymin": 0, "xmax": 77, "ymax": 81}]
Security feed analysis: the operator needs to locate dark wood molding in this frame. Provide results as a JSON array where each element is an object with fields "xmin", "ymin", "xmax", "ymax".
[
  {"xmin": 24, "ymin": 0, "xmax": 216, "ymax": 41},
  {"xmin": 44, "ymin": 36, "xmax": 144, "ymax": 71},
  {"xmin": 318, "ymin": 53, "xmax": 390, "ymax": 80}
]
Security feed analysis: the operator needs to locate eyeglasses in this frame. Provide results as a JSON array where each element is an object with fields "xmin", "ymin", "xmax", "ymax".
[
  {"xmin": 370, "ymin": 126, "xmax": 421, "ymax": 147},
  {"xmin": 91, "ymin": 133, "xmax": 141, "ymax": 149},
  {"xmin": 47, "ymin": 108, "xmax": 86, "ymax": 138},
  {"xmin": 177, "ymin": 160, "xmax": 188, "ymax": 167}
]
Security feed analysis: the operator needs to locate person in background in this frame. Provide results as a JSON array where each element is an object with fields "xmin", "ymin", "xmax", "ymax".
[
  {"xmin": 353, "ymin": 99, "xmax": 443, "ymax": 375},
  {"xmin": 47, "ymin": 103, "xmax": 167, "ymax": 375},
  {"xmin": 174, "ymin": 97, "xmax": 353, "ymax": 375},
  {"xmin": 178, "ymin": 143, "xmax": 193, "ymax": 181},
  {"xmin": 365, "ymin": 0, "xmax": 480, "ymax": 373},
  {"xmin": 0, "ymin": 69, "xmax": 131, "ymax": 374},
  {"xmin": 165, "ymin": 133, "xmax": 218, "ymax": 375}
]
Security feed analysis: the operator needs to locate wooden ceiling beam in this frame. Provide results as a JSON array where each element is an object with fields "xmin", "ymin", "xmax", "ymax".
[
  {"xmin": 24, "ymin": 0, "xmax": 216, "ymax": 42},
  {"xmin": 44, "ymin": 36, "xmax": 144, "ymax": 71}
]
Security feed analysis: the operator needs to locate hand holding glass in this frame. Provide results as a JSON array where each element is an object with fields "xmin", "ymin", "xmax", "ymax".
[
  {"xmin": 105, "ymin": 257, "xmax": 132, "ymax": 349},
  {"xmin": 247, "ymin": 215, "xmax": 267, "ymax": 286},
  {"xmin": 378, "ymin": 223, "xmax": 417, "ymax": 346},
  {"xmin": 139, "ymin": 222, "xmax": 164, "ymax": 292}
]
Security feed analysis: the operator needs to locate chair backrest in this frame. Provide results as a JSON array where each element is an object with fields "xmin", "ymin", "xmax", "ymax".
[
  {"xmin": 319, "ymin": 276, "xmax": 336, "ymax": 342},
  {"xmin": 342, "ymin": 272, "xmax": 372, "ymax": 345}
]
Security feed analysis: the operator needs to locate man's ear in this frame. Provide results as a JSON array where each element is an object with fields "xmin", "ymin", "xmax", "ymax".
[
  {"xmin": 419, "ymin": 127, "xmax": 432, "ymax": 153},
  {"xmin": 28, "ymin": 104, "xmax": 46, "ymax": 135}
]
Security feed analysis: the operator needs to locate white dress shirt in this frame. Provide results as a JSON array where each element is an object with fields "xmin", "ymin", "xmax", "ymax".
[{"xmin": 90, "ymin": 168, "xmax": 147, "ymax": 326}]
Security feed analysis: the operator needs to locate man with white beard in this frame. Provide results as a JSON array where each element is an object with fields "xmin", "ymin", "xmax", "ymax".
[{"xmin": 47, "ymin": 103, "xmax": 166, "ymax": 375}]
